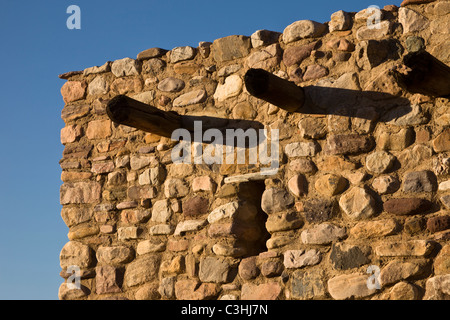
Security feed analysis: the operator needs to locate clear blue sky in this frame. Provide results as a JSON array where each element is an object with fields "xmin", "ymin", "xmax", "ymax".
[{"xmin": 0, "ymin": 0, "xmax": 397, "ymax": 300}]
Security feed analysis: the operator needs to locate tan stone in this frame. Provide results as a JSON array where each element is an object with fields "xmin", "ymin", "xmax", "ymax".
[
  {"xmin": 328, "ymin": 273, "xmax": 377, "ymax": 300},
  {"xmin": 86, "ymin": 120, "xmax": 112, "ymax": 140},
  {"xmin": 60, "ymin": 241, "xmax": 94, "ymax": 269},
  {"xmin": 433, "ymin": 128, "xmax": 450, "ymax": 153},
  {"xmin": 350, "ymin": 219, "xmax": 398, "ymax": 239},
  {"xmin": 314, "ymin": 174, "xmax": 347, "ymax": 196},
  {"xmin": 60, "ymin": 125, "xmax": 82, "ymax": 144}
]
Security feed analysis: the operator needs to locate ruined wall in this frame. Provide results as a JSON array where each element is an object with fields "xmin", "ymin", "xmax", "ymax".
[{"xmin": 58, "ymin": 0, "xmax": 450, "ymax": 300}]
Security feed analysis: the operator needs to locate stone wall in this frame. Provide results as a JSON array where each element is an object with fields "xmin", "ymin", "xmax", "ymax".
[{"xmin": 58, "ymin": 0, "xmax": 450, "ymax": 300}]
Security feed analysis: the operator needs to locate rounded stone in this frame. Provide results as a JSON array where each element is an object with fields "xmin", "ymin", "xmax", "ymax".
[
  {"xmin": 339, "ymin": 187, "xmax": 376, "ymax": 220},
  {"xmin": 365, "ymin": 151, "xmax": 396, "ymax": 174}
]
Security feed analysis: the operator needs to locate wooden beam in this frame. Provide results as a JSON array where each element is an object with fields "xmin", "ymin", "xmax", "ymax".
[
  {"xmin": 399, "ymin": 51, "xmax": 450, "ymax": 97},
  {"xmin": 106, "ymin": 95, "xmax": 182, "ymax": 138},
  {"xmin": 244, "ymin": 68, "xmax": 305, "ymax": 113}
]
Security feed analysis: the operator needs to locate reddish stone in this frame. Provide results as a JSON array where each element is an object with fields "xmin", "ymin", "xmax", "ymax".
[
  {"xmin": 239, "ymin": 256, "xmax": 259, "ymax": 280},
  {"xmin": 175, "ymin": 280, "xmax": 219, "ymax": 300},
  {"xmin": 302, "ymin": 64, "xmax": 328, "ymax": 81},
  {"xmin": 96, "ymin": 266, "xmax": 123, "ymax": 294},
  {"xmin": 383, "ymin": 198, "xmax": 433, "ymax": 215},
  {"xmin": 241, "ymin": 282, "xmax": 282, "ymax": 300},
  {"xmin": 283, "ymin": 41, "xmax": 319, "ymax": 67},
  {"xmin": 61, "ymin": 104, "xmax": 90, "ymax": 122},
  {"xmin": 182, "ymin": 196, "xmax": 209, "ymax": 217},
  {"xmin": 325, "ymin": 134, "xmax": 375, "ymax": 155},
  {"xmin": 61, "ymin": 81, "xmax": 87, "ymax": 103},
  {"xmin": 167, "ymin": 239, "xmax": 189, "ymax": 252},
  {"xmin": 427, "ymin": 215, "xmax": 450, "ymax": 233}
]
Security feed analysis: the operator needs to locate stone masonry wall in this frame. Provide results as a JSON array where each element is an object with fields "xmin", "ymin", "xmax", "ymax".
[{"xmin": 58, "ymin": 0, "xmax": 449, "ymax": 300}]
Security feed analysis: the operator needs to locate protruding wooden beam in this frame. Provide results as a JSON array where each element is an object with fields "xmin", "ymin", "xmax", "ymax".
[
  {"xmin": 244, "ymin": 68, "xmax": 305, "ymax": 113},
  {"xmin": 106, "ymin": 95, "xmax": 182, "ymax": 138},
  {"xmin": 399, "ymin": 51, "xmax": 450, "ymax": 97}
]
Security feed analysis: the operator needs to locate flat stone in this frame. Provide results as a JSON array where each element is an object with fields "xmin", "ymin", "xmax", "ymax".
[
  {"xmin": 298, "ymin": 117, "xmax": 327, "ymax": 139},
  {"xmin": 212, "ymin": 35, "xmax": 251, "ymax": 62},
  {"xmin": 385, "ymin": 104, "xmax": 428, "ymax": 126},
  {"xmin": 328, "ymin": 273, "xmax": 377, "ymax": 300},
  {"xmin": 173, "ymin": 89, "xmax": 207, "ymax": 107},
  {"xmin": 213, "ymin": 74, "xmax": 242, "ymax": 102},
  {"xmin": 291, "ymin": 269, "xmax": 326, "ymax": 300},
  {"xmin": 289, "ymin": 158, "xmax": 317, "ymax": 174},
  {"xmin": 61, "ymin": 81, "xmax": 87, "ymax": 103},
  {"xmin": 315, "ymin": 174, "xmax": 347, "ymax": 197},
  {"xmin": 427, "ymin": 215, "xmax": 450, "ymax": 233},
  {"xmin": 137, "ymin": 47, "xmax": 168, "ymax": 60},
  {"xmin": 403, "ymin": 170, "xmax": 437, "ymax": 193},
  {"xmin": 383, "ymin": 198, "xmax": 432, "ymax": 215},
  {"xmin": 170, "ymin": 46, "xmax": 196, "ymax": 63},
  {"xmin": 130, "ymin": 155, "xmax": 157, "ymax": 170},
  {"xmin": 302, "ymin": 64, "xmax": 329, "ymax": 81},
  {"xmin": 372, "ymin": 175, "xmax": 400, "ymax": 195},
  {"xmin": 282, "ymin": 41, "xmax": 318, "ymax": 67},
  {"xmin": 285, "ymin": 141, "xmax": 320, "ymax": 157},
  {"xmin": 83, "ymin": 62, "xmax": 110, "ymax": 76},
  {"xmin": 60, "ymin": 241, "xmax": 94, "ymax": 269},
  {"xmin": 375, "ymin": 240, "xmax": 435, "ymax": 257},
  {"xmin": 127, "ymin": 185, "xmax": 156, "ymax": 200},
  {"xmin": 175, "ymin": 280, "xmax": 219, "ymax": 300},
  {"xmin": 433, "ymin": 128, "xmax": 450, "ymax": 152},
  {"xmin": 157, "ymin": 77, "xmax": 185, "ymax": 92},
  {"xmin": 124, "ymin": 255, "xmax": 160, "ymax": 287},
  {"xmin": 96, "ymin": 246, "xmax": 133, "ymax": 265},
  {"xmin": 207, "ymin": 201, "xmax": 239, "ymax": 223},
  {"xmin": 288, "ymin": 174, "xmax": 308, "ymax": 197},
  {"xmin": 213, "ymin": 243, "xmax": 246, "ymax": 257},
  {"xmin": 325, "ymin": 134, "xmax": 374, "ymax": 155},
  {"xmin": 199, "ymin": 257, "xmax": 231, "ymax": 283},
  {"xmin": 174, "ymin": 219, "xmax": 207, "ymax": 236},
  {"xmin": 148, "ymin": 224, "xmax": 174, "ymax": 235},
  {"xmin": 282, "ymin": 20, "xmax": 327, "ymax": 43},
  {"xmin": 303, "ymin": 198, "xmax": 337, "ymax": 223},
  {"xmin": 58, "ymin": 283, "xmax": 88, "ymax": 300},
  {"xmin": 379, "ymin": 259, "xmax": 430, "ymax": 287},
  {"xmin": 401, "ymin": 0, "xmax": 435, "ymax": 6},
  {"xmin": 241, "ymin": 282, "xmax": 282, "ymax": 300},
  {"xmin": 261, "ymin": 188, "xmax": 294, "ymax": 214},
  {"xmin": 423, "ymin": 275, "xmax": 450, "ymax": 300},
  {"xmin": 61, "ymin": 104, "xmax": 90, "ymax": 122},
  {"xmin": 136, "ymin": 240, "xmax": 165, "ymax": 255},
  {"xmin": 339, "ymin": 187, "xmax": 376, "ymax": 220},
  {"xmin": 266, "ymin": 211, "xmax": 303, "ymax": 233},
  {"xmin": 350, "ymin": 219, "xmax": 398, "ymax": 239},
  {"xmin": 398, "ymin": 145, "xmax": 433, "ymax": 169},
  {"xmin": 60, "ymin": 181, "xmax": 101, "ymax": 204},
  {"xmin": 111, "ymin": 57, "xmax": 141, "ymax": 77},
  {"xmin": 250, "ymin": 29, "xmax": 281, "ymax": 48},
  {"xmin": 356, "ymin": 21, "xmax": 392, "ymax": 40},
  {"xmin": 439, "ymin": 180, "xmax": 450, "ymax": 191},
  {"xmin": 283, "ymin": 249, "xmax": 321, "ymax": 268},
  {"xmin": 399, "ymin": 7, "xmax": 429, "ymax": 34},
  {"xmin": 301, "ymin": 223, "xmax": 346, "ymax": 244},
  {"xmin": 329, "ymin": 243, "xmax": 371, "ymax": 270}
]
